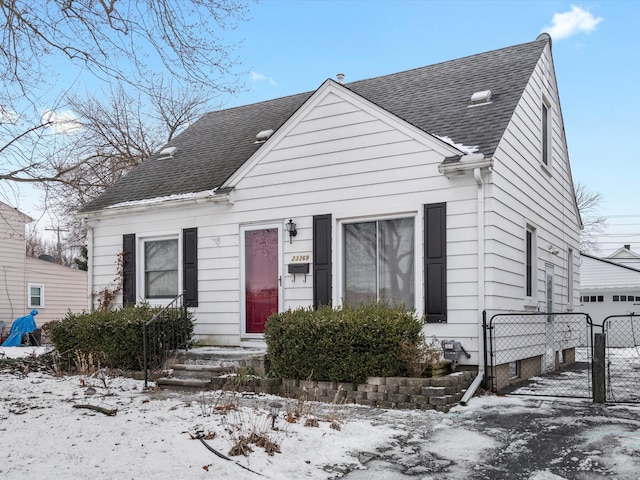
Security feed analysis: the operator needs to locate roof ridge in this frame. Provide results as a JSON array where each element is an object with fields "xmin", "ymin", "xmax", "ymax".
[{"xmin": 344, "ymin": 36, "xmax": 549, "ymax": 88}]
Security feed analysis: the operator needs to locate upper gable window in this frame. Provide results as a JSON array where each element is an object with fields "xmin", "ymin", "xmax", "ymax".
[{"xmin": 541, "ymin": 97, "xmax": 552, "ymax": 169}]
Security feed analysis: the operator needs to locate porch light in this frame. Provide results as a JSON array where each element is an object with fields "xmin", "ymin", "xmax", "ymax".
[
  {"xmin": 285, "ymin": 219, "xmax": 297, "ymax": 243},
  {"xmin": 269, "ymin": 401, "xmax": 283, "ymax": 429}
]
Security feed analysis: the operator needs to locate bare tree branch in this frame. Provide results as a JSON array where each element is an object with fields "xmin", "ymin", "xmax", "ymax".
[
  {"xmin": 575, "ymin": 181, "xmax": 607, "ymax": 254},
  {"xmin": 44, "ymin": 81, "xmax": 209, "ymax": 249}
]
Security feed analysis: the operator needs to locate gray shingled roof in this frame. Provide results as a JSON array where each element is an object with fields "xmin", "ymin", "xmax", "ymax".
[{"xmin": 81, "ymin": 36, "xmax": 549, "ymax": 213}]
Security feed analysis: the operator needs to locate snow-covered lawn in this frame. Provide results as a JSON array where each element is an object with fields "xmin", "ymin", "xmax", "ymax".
[{"xmin": 2, "ymin": 346, "xmax": 640, "ymax": 479}]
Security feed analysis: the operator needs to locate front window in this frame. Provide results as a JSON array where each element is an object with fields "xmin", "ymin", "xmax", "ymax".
[
  {"xmin": 144, "ymin": 239, "xmax": 178, "ymax": 298},
  {"xmin": 28, "ymin": 284, "xmax": 44, "ymax": 308},
  {"xmin": 344, "ymin": 217, "xmax": 414, "ymax": 309}
]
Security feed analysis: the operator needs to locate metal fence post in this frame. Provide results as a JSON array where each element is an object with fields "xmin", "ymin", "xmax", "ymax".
[
  {"xmin": 182, "ymin": 292, "xmax": 189, "ymax": 352},
  {"xmin": 482, "ymin": 310, "xmax": 489, "ymax": 390},
  {"xmin": 143, "ymin": 323, "xmax": 148, "ymax": 389},
  {"xmin": 592, "ymin": 332, "xmax": 606, "ymax": 404}
]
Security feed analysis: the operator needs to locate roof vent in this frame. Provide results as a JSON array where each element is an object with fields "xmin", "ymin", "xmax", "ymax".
[
  {"xmin": 158, "ymin": 146, "xmax": 177, "ymax": 158},
  {"xmin": 469, "ymin": 90, "xmax": 492, "ymax": 107},
  {"xmin": 336, "ymin": 73, "xmax": 345, "ymax": 84},
  {"xmin": 255, "ymin": 129, "xmax": 274, "ymax": 143}
]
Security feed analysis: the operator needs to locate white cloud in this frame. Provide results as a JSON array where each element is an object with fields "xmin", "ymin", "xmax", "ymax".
[
  {"xmin": 541, "ymin": 5, "xmax": 603, "ymax": 41},
  {"xmin": 41, "ymin": 109, "xmax": 83, "ymax": 134},
  {"xmin": 250, "ymin": 71, "xmax": 277, "ymax": 86}
]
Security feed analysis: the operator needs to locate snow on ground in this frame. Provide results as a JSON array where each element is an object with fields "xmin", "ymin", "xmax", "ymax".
[{"xmin": 2, "ymin": 347, "xmax": 640, "ymax": 479}]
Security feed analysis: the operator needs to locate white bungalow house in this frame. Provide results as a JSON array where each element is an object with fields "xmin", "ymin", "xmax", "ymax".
[
  {"xmin": 77, "ymin": 34, "xmax": 582, "ymax": 373},
  {"xmin": 0, "ymin": 201, "xmax": 88, "ymax": 336}
]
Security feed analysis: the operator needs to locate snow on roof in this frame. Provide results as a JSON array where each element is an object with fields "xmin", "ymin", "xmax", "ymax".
[
  {"xmin": 105, "ymin": 192, "xmax": 198, "ymax": 210},
  {"xmin": 434, "ymin": 134, "xmax": 479, "ymax": 154}
]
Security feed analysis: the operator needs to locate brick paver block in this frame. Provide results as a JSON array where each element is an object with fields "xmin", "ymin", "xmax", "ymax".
[
  {"xmin": 430, "ymin": 377, "xmax": 458, "ymax": 387},
  {"xmin": 357, "ymin": 384, "xmax": 378, "ymax": 393},
  {"xmin": 386, "ymin": 377, "xmax": 408, "ymax": 387},
  {"xmin": 388, "ymin": 393, "xmax": 409, "ymax": 403},
  {"xmin": 316, "ymin": 381, "xmax": 337, "ymax": 390},
  {"xmin": 367, "ymin": 377, "xmax": 387, "ymax": 386},
  {"xmin": 422, "ymin": 386, "xmax": 446, "ymax": 396},
  {"xmin": 399, "ymin": 385, "xmax": 422, "ymax": 396},
  {"xmin": 405, "ymin": 378, "xmax": 431, "ymax": 387},
  {"xmin": 367, "ymin": 392, "xmax": 389, "ymax": 402},
  {"xmin": 379, "ymin": 385, "xmax": 399, "ymax": 394}
]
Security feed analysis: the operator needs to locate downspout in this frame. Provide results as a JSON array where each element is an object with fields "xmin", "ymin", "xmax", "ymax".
[
  {"xmin": 84, "ymin": 219, "xmax": 95, "ymax": 312},
  {"xmin": 460, "ymin": 166, "xmax": 486, "ymax": 405}
]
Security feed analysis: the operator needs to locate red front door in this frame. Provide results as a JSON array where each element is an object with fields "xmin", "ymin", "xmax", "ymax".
[{"xmin": 244, "ymin": 228, "xmax": 279, "ymax": 334}]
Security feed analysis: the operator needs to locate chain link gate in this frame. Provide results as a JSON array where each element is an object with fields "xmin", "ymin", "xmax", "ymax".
[
  {"xmin": 601, "ymin": 313, "xmax": 640, "ymax": 403},
  {"xmin": 484, "ymin": 312, "xmax": 593, "ymax": 398}
]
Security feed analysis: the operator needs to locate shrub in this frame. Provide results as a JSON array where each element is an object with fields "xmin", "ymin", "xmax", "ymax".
[
  {"xmin": 264, "ymin": 302, "xmax": 423, "ymax": 383},
  {"xmin": 49, "ymin": 304, "xmax": 194, "ymax": 372}
]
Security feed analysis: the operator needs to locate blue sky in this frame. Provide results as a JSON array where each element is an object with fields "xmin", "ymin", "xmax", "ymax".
[
  {"xmin": 222, "ymin": 0, "xmax": 638, "ymax": 255},
  {"xmin": 15, "ymin": 1, "xmax": 639, "ymax": 256}
]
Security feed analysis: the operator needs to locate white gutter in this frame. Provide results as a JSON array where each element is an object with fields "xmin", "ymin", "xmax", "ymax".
[
  {"xmin": 438, "ymin": 153, "xmax": 492, "ymax": 178},
  {"xmin": 84, "ymin": 219, "xmax": 95, "ymax": 312},
  {"xmin": 460, "ymin": 165, "xmax": 487, "ymax": 405}
]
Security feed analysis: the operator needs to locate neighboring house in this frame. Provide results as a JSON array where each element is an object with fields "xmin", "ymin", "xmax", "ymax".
[
  {"xmin": 0, "ymin": 201, "xmax": 88, "ymax": 333},
  {"xmin": 77, "ymin": 34, "xmax": 582, "ymax": 372},
  {"xmin": 606, "ymin": 244, "xmax": 640, "ymax": 269},
  {"xmin": 579, "ymin": 248, "xmax": 640, "ymax": 346}
]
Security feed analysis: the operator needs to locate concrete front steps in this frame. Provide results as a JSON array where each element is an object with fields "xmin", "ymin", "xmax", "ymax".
[{"xmin": 155, "ymin": 346, "xmax": 268, "ymax": 391}]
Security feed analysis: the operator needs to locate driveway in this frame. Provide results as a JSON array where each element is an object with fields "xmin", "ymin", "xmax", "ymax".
[{"xmin": 340, "ymin": 395, "xmax": 640, "ymax": 479}]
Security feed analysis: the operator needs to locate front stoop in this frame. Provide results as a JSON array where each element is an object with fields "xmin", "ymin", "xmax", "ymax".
[{"xmin": 155, "ymin": 346, "xmax": 268, "ymax": 390}]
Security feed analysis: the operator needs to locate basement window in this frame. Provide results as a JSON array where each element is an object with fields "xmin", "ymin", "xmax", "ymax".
[{"xmin": 509, "ymin": 361, "xmax": 520, "ymax": 379}]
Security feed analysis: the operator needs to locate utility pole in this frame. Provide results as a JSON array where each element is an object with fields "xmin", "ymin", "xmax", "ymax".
[{"xmin": 45, "ymin": 225, "xmax": 68, "ymax": 264}]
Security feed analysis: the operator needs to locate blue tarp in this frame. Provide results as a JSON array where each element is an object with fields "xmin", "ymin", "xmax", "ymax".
[{"xmin": 1, "ymin": 310, "xmax": 38, "ymax": 347}]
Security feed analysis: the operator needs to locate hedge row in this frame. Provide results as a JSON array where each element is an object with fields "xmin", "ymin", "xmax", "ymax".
[
  {"xmin": 48, "ymin": 304, "xmax": 194, "ymax": 371},
  {"xmin": 264, "ymin": 303, "xmax": 423, "ymax": 384}
]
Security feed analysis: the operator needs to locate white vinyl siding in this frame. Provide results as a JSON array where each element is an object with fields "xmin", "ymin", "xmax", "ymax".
[
  {"xmin": 0, "ymin": 202, "xmax": 30, "ymax": 321},
  {"xmin": 483, "ymin": 44, "xmax": 581, "ymax": 315},
  {"xmin": 25, "ymin": 257, "xmax": 87, "ymax": 324}
]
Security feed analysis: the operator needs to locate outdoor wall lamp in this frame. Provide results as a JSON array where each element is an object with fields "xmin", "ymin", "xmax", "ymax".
[
  {"xmin": 547, "ymin": 244, "xmax": 560, "ymax": 255},
  {"xmin": 285, "ymin": 219, "xmax": 297, "ymax": 243}
]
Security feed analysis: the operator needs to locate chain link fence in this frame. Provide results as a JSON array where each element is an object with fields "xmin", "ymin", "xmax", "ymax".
[
  {"xmin": 485, "ymin": 312, "xmax": 592, "ymax": 398},
  {"xmin": 602, "ymin": 314, "xmax": 640, "ymax": 403}
]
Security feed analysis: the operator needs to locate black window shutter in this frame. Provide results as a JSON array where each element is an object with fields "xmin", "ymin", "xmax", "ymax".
[
  {"xmin": 313, "ymin": 214, "xmax": 332, "ymax": 309},
  {"xmin": 183, "ymin": 228, "xmax": 198, "ymax": 307},
  {"xmin": 424, "ymin": 203, "xmax": 447, "ymax": 322},
  {"xmin": 122, "ymin": 234, "xmax": 136, "ymax": 306}
]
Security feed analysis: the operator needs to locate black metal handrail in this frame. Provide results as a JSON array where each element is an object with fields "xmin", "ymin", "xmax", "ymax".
[{"xmin": 143, "ymin": 293, "xmax": 190, "ymax": 388}]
